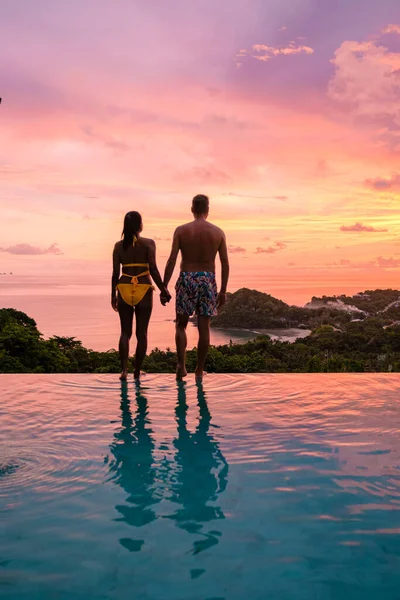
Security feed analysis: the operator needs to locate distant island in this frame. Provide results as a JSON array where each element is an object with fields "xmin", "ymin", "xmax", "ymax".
[{"xmin": 2, "ymin": 288, "xmax": 400, "ymax": 373}]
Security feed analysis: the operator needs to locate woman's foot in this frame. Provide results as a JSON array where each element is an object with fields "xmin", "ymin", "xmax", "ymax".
[
  {"xmin": 120, "ymin": 370, "xmax": 128, "ymax": 381},
  {"xmin": 134, "ymin": 369, "xmax": 141, "ymax": 381},
  {"xmin": 176, "ymin": 365, "xmax": 187, "ymax": 380}
]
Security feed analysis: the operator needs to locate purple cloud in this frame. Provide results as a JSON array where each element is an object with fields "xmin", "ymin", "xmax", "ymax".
[
  {"xmin": 255, "ymin": 241, "xmax": 287, "ymax": 254},
  {"xmin": 340, "ymin": 222, "xmax": 388, "ymax": 233},
  {"xmin": 365, "ymin": 173, "xmax": 400, "ymax": 191},
  {"xmin": 228, "ymin": 245, "xmax": 246, "ymax": 253},
  {"xmin": 0, "ymin": 243, "xmax": 63, "ymax": 255},
  {"xmin": 376, "ymin": 256, "xmax": 400, "ymax": 268}
]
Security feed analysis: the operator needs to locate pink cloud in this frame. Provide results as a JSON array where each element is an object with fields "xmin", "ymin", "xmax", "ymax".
[
  {"xmin": 340, "ymin": 222, "xmax": 388, "ymax": 233},
  {"xmin": 237, "ymin": 42, "xmax": 314, "ymax": 66},
  {"xmin": 328, "ymin": 34, "xmax": 400, "ymax": 147},
  {"xmin": 376, "ymin": 256, "xmax": 400, "ymax": 268},
  {"xmin": 255, "ymin": 241, "xmax": 287, "ymax": 254},
  {"xmin": 228, "ymin": 245, "xmax": 246, "ymax": 253},
  {"xmin": 0, "ymin": 243, "xmax": 63, "ymax": 255},
  {"xmin": 382, "ymin": 24, "xmax": 400, "ymax": 35},
  {"xmin": 365, "ymin": 173, "xmax": 400, "ymax": 191}
]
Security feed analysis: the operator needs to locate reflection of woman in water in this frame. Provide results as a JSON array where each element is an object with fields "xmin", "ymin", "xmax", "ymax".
[
  {"xmin": 169, "ymin": 382, "xmax": 229, "ymax": 554},
  {"xmin": 107, "ymin": 382, "xmax": 160, "ymax": 552}
]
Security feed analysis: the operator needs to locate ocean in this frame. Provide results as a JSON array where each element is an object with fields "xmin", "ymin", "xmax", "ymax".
[{"xmin": 0, "ymin": 274, "xmax": 312, "ymax": 352}]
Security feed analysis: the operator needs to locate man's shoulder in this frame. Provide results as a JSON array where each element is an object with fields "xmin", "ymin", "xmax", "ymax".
[
  {"xmin": 175, "ymin": 222, "xmax": 192, "ymax": 234},
  {"xmin": 207, "ymin": 221, "xmax": 225, "ymax": 237}
]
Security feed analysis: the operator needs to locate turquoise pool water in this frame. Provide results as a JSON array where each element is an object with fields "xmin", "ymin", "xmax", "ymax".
[{"xmin": 1, "ymin": 374, "xmax": 400, "ymax": 599}]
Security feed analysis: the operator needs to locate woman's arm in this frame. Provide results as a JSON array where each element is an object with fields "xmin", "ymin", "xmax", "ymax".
[
  {"xmin": 111, "ymin": 244, "xmax": 120, "ymax": 311},
  {"xmin": 148, "ymin": 240, "xmax": 169, "ymax": 296}
]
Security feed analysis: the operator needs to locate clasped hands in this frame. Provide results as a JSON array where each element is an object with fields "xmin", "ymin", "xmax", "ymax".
[{"xmin": 160, "ymin": 288, "xmax": 172, "ymax": 306}]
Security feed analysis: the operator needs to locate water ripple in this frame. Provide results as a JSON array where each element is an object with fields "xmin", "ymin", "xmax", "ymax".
[{"xmin": 2, "ymin": 374, "xmax": 400, "ymax": 598}]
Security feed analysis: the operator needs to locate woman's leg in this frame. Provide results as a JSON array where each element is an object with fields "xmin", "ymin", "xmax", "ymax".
[
  {"xmin": 118, "ymin": 294, "xmax": 134, "ymax": 379},
  {"xmin": 133, "ymin": 290, "xmax": 153, "ymax": 380}
]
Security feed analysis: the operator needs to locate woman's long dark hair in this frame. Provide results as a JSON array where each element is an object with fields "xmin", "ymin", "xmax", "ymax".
[{"xmin": 122, "ymin": 211, "xmax": 142, "ymax": 250}]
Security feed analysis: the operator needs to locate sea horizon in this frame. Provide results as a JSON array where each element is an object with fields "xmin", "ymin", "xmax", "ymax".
[{"xmin": 0, "ymin": 272, "xmax": 393, "ymax": 352}]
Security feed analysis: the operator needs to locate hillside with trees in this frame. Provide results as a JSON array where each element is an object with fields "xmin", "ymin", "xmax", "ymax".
[
  {"xmin": 211, "ymin": 288, "xmax": 400, "ymax": 330},
  {"xmin": 2, "ymin": 306, "xmax": 400, "ymax": 374}
]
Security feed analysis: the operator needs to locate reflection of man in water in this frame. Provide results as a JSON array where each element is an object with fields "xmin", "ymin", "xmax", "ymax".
[
  {"xmin": 107, "ymin": 382, "xmax": 159, "ymax": 552},
  {"xmin": 169, "ymin": 382, "xmax": 229, "ymax": 554}
]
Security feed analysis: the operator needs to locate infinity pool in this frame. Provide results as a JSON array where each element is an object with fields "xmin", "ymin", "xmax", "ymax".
[{"xmin": 1, "ymin": 374, "xmax": 400, "ymax": 599}]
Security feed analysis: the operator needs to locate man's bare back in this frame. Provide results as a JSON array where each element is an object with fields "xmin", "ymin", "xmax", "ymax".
[{"xmin": 176, "ymin": 219, "xmax": 225, "ymax": 273}]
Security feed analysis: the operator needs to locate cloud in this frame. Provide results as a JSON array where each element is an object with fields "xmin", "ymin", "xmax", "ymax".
[
  {"xmin": 224, "ymin": 192, "xmax": 287, "ymax": 201},
  {"xmin": 228, "ymin": 245, "xmax": 246, "ymax": 253},
  {"xmin": 185, "ymin": 166, "xmax": 231, "ymax": 184},
  {"xmin": 340, "ymin": 222, "xmax": 388, "ymax": 233},
  {"xmin": 236, "ymin": 42, "xmax": 314, "ymax": 67},
  {"xmin": 376, "ymin": 256, "xmax": 400, "ymax": 268},
  {"xmin": 0, "ymin": 243, "xmax": 63, "ymax": 255},
  {"xmin": 328, "ymin": 34, "xmax": 400, "ymax": 141},
  {"xmin": 81, "ymin": 125, "xmax": 130, "ymax": 153},
  {"xmin": 382, "ymin": 24, "xmax": 400, "ymax": 35},
  {"xmin": 365, "ymin": 173, "xmax": 400, "ymax": 191},
  {"xmin": 255, "ymin": 241, "xmax": 287, "ymax": 254}
]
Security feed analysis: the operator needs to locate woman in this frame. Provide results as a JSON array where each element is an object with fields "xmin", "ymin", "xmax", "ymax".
[{"xmin": 112, "ymin": 211, "xmax": 170, "ymax": 380}]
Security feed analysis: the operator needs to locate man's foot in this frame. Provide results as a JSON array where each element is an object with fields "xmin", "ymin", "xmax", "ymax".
[
  {"xmin": 195, "ymin": 369, "xmax": 207, "ymax": 382},
  {"xmin": 120, "ymin": 370, "xmax": 128, "ymax": 381},
  {"xmin": 176, "ymin": 365, "xmax": 188, "ymax": 380}
]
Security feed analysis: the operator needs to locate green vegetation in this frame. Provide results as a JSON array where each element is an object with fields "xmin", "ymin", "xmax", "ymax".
[
  {"xmin": 212, "ymin": 287, "xmax": 400, "ymax": 330},
  {"xmin": 2, "ymin": 306, "xmax": 400, "ymax": 374},
  {"xmin": 310, "ymin": 289, "xmax": 400, "ymax": 315}
]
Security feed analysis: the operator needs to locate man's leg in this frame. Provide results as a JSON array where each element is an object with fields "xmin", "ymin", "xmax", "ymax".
[
  {"xmin": 175, "ymin": 313, "xmax": 189, "ymax": 379},
  {"xmin": 196, "ymin": 315, "xmax": 211, "ymax": 379}
]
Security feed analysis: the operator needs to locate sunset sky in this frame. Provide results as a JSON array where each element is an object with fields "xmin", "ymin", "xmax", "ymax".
[{"xmin": 1, "ymin": 0, "xmax": 400, "ymax": 299}]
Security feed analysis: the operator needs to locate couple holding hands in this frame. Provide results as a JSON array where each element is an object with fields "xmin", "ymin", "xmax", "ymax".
[{"xmin": 112, "ymin": 194, "xmax": 230, "ymax": 381}]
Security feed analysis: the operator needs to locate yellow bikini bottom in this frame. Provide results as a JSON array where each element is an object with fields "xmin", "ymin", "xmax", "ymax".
[{"xmin": 117, "ymin": 264, "xmax": 154, "ymax": 307}]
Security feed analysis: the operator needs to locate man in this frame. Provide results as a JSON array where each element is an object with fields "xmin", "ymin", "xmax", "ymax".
[{"xmin": 163, "ymin": 194, "xmax": 229, "ymax": 380}]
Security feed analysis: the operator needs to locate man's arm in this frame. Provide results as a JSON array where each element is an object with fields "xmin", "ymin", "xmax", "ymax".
[
  {"xmin": 111, "ymin": 244, "xmax": 120, "ymax": 311},
  {"xmin": 163, "ymin": 228, "xmax": 180, "ymax": 288},
  {"xmin": 218, "ymin": 232, "xmax": 229, "ymax": 306}
]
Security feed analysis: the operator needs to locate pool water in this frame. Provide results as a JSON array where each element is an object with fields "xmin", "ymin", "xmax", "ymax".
[{"xmin": 1, "ymin": 374, "xmax": 400, "ymax": 599}]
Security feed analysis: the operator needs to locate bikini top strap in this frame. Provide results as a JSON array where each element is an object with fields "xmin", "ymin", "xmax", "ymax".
[{"xmin": 122, "ymin": 263, "xmax": 149, "ymax": 267}]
